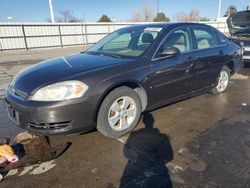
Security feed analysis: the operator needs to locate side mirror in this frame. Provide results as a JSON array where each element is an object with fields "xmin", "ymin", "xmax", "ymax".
[{"xmin": 160, "ymin": 47, "xmax": 180, "ymax": 57}]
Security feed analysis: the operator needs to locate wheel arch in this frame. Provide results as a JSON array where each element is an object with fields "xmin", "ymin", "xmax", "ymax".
[
  {"xmin": 225, "ymin": 61, "xmax": 235, "ymax": 75},
  {"xmin": 93, "ymin": 81, "xmax": 148, "ymax": 125}
]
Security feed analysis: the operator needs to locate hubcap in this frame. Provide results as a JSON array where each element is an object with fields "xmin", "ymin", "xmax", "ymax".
[
  {"xmin": 216, "ymin": 71, "xmax": 229, "ymax": 93},
  {"xmin": 108, "ymin": 96, "xmax": 137, "ymax": 131}
]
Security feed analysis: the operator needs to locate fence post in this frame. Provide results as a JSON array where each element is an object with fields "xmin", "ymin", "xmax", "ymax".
[
  {"xmin": 84, "ymin": 23, "xmax": 88, "ymax": 46},
  {"xmin": 0, "ymin": 42, "xmax": 2, "ymax": 52},
  {"xmin": 21, "ymin": 24, "xmax": 28, "ymax": 50},
  {"xmin": 58, "ymin": 24, "xmax": 63, "ymax": 48},
  {"xmin": 80, "ymin": 22, "xmax": 85, "ymax": 45},
  {"xmin": 108, "ymin": 23, "xmax": 110, "ymax": 34}
]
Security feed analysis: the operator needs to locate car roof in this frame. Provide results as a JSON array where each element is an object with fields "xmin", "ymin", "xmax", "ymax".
[{"xmin": 127, "ymin": 22, "xmax": 211, "ymax": 29}]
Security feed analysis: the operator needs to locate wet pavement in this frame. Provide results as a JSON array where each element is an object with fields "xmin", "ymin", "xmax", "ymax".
[{"xmin": 0, "ymin": 49, "xmax": 249, "ymax": 188}]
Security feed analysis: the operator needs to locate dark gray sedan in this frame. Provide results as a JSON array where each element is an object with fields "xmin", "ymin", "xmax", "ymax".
[{"xmin": 5, "ymin": 23, "xmax": 243, "ymax": 138}]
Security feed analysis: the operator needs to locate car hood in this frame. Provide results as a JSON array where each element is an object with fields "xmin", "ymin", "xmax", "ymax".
[
  {"xmin": 12, "ymin": 53, "xmax": 128, "ymax": 95},
  {"xmin": 227, "ymin": 11, "xmax": 250, "ymax": 35}
]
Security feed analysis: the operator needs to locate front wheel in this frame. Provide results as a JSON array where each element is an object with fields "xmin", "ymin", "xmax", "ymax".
[
  {"xmin": 211, "ymin": 66, "xmax": 230, "ymax": 94},
  {"xmin": 97, "ymin": 86, "xmax": 142, "ymax": 138}
]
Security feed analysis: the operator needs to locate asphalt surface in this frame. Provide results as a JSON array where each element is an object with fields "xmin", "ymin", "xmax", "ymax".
[{"xmin": 0, "ymin": 48, "xmax": 249, "ymax": 188}]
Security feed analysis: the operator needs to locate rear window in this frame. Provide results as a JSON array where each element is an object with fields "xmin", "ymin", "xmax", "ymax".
[
  {"xmin": 217, "ymin": 33, "xmax": 228, "ymax": 45},
  {"xmin": 193, "ymin": 28, "xmax": 217, "ymax": 49}
]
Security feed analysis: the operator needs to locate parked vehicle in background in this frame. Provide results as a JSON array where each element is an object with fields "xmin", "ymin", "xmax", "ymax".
[
  {"xmin": 227, "ymin": 10, "xmax": 250, "ymax": 63},
  {"xmin": 5, "ymin": 23, "xmax": 243, "ymax": 138}
]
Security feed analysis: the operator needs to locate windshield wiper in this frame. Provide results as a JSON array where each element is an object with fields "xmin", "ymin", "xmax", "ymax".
[
  {"xmin": 85, "ymin": 51, "xmax": 100, "ymax": 55},
  {"xmin": 86, "ymin": 51, "xmax": 121, "ymax": 59},
  {"xmin": 99, "ymin": 52, "xmax": 121, "ymax": 59}
]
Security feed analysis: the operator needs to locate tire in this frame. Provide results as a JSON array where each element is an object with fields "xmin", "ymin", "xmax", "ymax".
[
  {"xmin": 211, "ymin": 66, "xmax": 231, "ymax": 94},
  {"xmin": 97, "ymin": 86, "xmax": 142, "ymax": 138}
]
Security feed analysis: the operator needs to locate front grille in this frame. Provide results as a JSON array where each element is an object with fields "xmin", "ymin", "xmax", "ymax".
[{"xmin": 27, "ymin": 121, "xmax": 72, "ymax": 130}]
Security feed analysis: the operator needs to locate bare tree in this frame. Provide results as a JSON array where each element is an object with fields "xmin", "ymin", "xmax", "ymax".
[
  {"xmin": 200, "ymin": 17, "xmax": 210, "ymax": 21},
  {"xmin": 130, "ymin": 11, "xmax": 142, "ymax": 22},
  {"xmin": 45, "ymin": 17, "xmax": 52, "ymax": 23},
  {"xmin": 56, "ymin": 10, "xmax": 80, "ymax": 22},
  {"xmin": 174, "ymin": 9, "xmax": 200, "ymax": 22},
  {"xmin": 130, "ymin": 1, "xmax": 155, "ymax": 22}
]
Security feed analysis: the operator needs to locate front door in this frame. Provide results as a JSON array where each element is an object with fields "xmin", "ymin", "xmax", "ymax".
[{"xmin": 148, "ymin": 28, "xmax": 197, "ymax": 106}]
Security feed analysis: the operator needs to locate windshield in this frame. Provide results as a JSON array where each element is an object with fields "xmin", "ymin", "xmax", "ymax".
[{"xmin": 86, "ymin": 26, "xmax": 163, "ymax": 58}]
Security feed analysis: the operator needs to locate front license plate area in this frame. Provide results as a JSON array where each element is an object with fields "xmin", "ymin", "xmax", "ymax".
[{"xmin": 5, "ymin": 101, "xmax": 20, "ymax": 125}]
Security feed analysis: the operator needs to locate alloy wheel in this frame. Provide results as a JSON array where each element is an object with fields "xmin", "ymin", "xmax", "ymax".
[
  {"xmin": 108, "ymin": 96, "xmax": 137, "ymax": 131},
  {"xmin": 216, "ymin": 70, "xmax": 229, "ymax": 93}
]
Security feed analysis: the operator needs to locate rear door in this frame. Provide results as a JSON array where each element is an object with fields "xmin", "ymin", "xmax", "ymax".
[
  {"xmin": 148, "ymin": 27, "xmax": 197, "ymax": 106},
  {"xmin": 190, "ymin": 26, "xmax": 228, "ymax": 89}
]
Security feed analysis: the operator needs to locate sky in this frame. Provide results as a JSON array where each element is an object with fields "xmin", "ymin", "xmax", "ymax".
[{"xmin": 0, "ymin": 0, "xmax": 249, "ymax": 22}]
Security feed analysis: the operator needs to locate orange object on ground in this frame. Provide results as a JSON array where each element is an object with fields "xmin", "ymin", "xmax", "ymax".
[{"xmin": 0, "ymin": 145, "xmax": 18, "ymax": 163}]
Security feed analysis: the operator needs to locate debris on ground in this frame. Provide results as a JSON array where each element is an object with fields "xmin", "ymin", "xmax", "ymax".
[{"xmin": 0, "ymin": 132, "xmax": 71, "ymax": 182}]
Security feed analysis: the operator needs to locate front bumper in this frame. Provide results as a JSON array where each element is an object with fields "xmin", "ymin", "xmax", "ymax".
[{"xmin": 5, "ymin": 89, "xmax": 96, "ymax": 135}]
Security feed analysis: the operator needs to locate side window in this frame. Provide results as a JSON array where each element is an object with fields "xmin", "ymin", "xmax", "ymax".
[
  {"xmin": 193, "ymin": 28, "xmax": 217, "ymax": 49},
  {"xmin": 155, "ymin": 28, "xmax": 191, "ymax": 58},
  {"xmin": 217, "ymin": 33, "xmax": 228, "ymax": 45}
]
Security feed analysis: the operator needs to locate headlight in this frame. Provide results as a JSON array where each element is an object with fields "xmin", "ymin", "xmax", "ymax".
[{"xmin": 31, "ymin": 81, "xmax": 88, "ymax": 101}]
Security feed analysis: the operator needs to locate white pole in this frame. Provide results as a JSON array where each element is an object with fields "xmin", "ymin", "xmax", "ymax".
[
  {"xmin": 48, "ymin": 0, "xmax": 55, "ymax": 23},
  {"xmin": 157, "ymin": 0, "xmax": 159, "ymax": 14},
  {"xmin": 217, "ymin": 0, "xmax": 222, "ymax": 19}
]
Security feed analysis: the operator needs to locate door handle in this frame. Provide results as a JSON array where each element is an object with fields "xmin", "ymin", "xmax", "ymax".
[{"xmin": 156, "ymin": 67, "xmax": 174, "ymax": 74}]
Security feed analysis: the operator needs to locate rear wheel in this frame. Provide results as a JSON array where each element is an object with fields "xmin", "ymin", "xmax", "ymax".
[
  {"xmin": 97, "ymin": 86, "xmax": 142, "ymax": 138},
  {"xmin": 211, "ymin": 66, "xmax": 230, "ymax": 94}
]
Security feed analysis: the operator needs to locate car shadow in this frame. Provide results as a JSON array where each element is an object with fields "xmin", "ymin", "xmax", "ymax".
[{"xmin": 120, "ymin": 112, "xmax": 173, "ymax": 188}]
